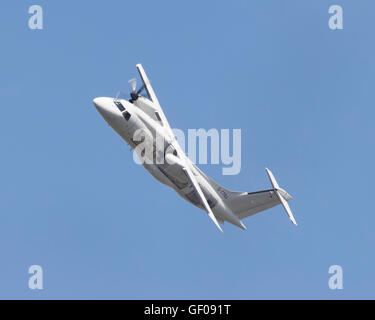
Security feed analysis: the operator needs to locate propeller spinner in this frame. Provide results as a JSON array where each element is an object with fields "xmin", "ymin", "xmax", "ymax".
[{"xmin": 128, "ymin": 78, "xmax": 145, "ymax": 102}]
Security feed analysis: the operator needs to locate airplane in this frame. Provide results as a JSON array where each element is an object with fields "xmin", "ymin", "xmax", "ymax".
[{"xmin": 93, "ymin": 64, "xmax": 297, "ymax": 232}]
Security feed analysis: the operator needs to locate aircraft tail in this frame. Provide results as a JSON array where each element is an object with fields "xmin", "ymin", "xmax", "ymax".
[{"xmin": 199, "ymin": 167, "xmax": 296, "ymax": 225}]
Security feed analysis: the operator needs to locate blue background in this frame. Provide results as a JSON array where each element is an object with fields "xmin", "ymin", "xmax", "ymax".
[{"xmin": 0, "ymin": 0, "xmax": 374, "ymax": 299}]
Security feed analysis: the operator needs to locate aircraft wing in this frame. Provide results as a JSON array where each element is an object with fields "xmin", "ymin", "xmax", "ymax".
[
  {"xmin": 136, "ymin": 64, "xmax": 223, "ymax": 232},
  {"xmin": 182, "ymin": 165, "xmax": 223, "ymax": 233},
  {"xmin": 136, "ymin": 64, "xmax": 175, "ymax": 140}
]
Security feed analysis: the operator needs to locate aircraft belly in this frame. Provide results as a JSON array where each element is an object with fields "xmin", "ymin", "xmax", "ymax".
[
  {"xmin": 108, "ymin": 105, "xmax": 219, "ymax": 213},
  {"xmin": 156, "ymin": 162, "xmax": 218, "ymax": 210}
]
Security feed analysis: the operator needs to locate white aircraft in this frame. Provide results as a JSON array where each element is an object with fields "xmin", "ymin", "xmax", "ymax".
[{"xmin": 93, "ymin": 64, "xmax": 297, "ymax": 232}]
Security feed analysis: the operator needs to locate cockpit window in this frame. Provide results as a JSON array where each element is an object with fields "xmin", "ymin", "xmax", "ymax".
[
  {"xmin": 123, "ymin": 111, "xmax": 131, "ymax": 121},
  {"xmin": 114, "ymin": 101, "xmax": 125, "ymax": 112},
  {"xmin": 113, "ymin": 99, "xmax": 131, "ymax": 121}
]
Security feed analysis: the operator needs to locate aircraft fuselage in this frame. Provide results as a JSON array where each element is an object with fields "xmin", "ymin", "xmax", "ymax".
[{"xmin": 93, "ymin": 96, "xmax": 245, "ymax": 229}]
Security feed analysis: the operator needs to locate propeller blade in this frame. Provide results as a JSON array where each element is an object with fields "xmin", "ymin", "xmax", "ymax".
[{"xmin": 128, "ymin": 78, "xmax": 137, "ymax": 92}]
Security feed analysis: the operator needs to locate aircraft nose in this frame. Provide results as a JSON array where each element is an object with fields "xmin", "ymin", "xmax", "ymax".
[
  {"xmin": 93, "ymin": 97, "xmax": 113, "ymax": 118},
  {"xmin": 93, "ymin": 97, "xmax": 106, "ymax": 111},
  {"xmin": 93, "ymin": 97, "xmax": 119, "ymax": 123}
]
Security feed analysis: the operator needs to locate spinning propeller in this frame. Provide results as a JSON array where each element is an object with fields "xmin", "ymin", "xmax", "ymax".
[{"xmin": 128, "ymin": 78, "xmax": 145, "ymax": 102}]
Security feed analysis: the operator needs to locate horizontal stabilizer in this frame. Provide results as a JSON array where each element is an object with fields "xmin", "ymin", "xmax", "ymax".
[{"xmin": 265, "ymin": 168, "xmax": 297, "ymax": 226}]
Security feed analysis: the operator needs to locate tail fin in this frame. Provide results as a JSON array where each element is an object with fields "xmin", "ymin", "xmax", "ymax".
[
  {"xmin": 265, "ymin": 168, "xmax": 297, "ymax": 225},
  {"xmin": 198, "ymin": 166, "xmax": 296, "ymax": 225}
]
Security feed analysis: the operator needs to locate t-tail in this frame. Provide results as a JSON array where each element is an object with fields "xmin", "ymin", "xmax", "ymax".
[
  {"xmin": 200, "ymin": 167, "xmax": 297, "ymax": 228},
  {"xmin": 265, "ymin": 168, "xmax": 297, "ymax": 226}
]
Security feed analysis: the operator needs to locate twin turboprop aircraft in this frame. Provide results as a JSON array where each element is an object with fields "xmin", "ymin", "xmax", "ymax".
[{"xmin": 93, "ymin": 64, "xmax": 297, "ymax": 232}]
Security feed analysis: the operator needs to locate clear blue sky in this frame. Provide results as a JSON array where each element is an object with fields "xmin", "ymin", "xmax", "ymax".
[{"xmin": 0, "ymin": 0, "xmax": 374, "ymax": 299}]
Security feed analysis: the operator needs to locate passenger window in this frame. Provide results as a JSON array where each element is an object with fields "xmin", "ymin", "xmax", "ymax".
[{"xmin": 155, "ymin": 112, "xmax": 162, "ymax": 122}]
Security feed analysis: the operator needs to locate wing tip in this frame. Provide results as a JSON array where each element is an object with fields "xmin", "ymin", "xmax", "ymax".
[{"xmin": 240, "ymin": 221, "xmax": 247, "ymax": 230}]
